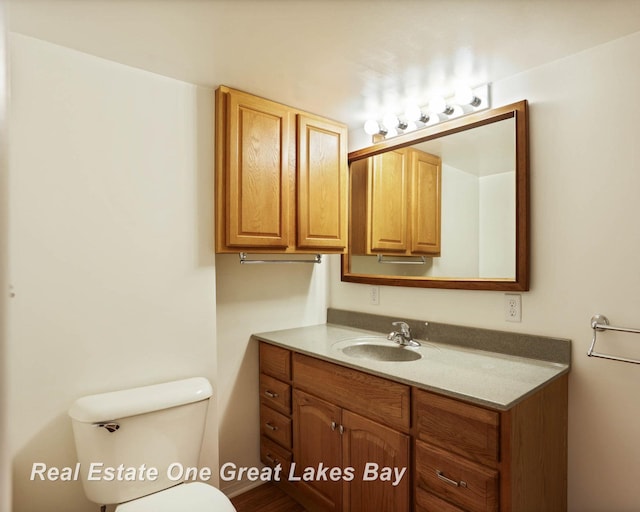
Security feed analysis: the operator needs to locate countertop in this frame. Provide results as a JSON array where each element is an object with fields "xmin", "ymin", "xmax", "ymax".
[{"xmin": 253, "ymin": 323, "xmax": 570, "ymax": 410}]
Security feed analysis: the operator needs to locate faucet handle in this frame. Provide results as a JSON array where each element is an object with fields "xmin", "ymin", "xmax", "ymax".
[{"xmin": 392, "ymin": 321, "xmax": 411, "ymax": 334}]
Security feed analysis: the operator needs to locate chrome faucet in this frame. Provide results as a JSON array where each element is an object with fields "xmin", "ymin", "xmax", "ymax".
[{"xmin": 388, "ymin": 321, "xmax": 420, "ymax": 347}]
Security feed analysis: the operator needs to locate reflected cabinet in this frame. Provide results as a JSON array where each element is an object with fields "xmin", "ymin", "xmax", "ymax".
[{"xmin": 350, "ymin": 147, "xmax": 441, "ymax": 257}]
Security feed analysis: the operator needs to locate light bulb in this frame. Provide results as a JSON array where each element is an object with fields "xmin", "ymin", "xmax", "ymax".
[
  {"xmin": 429, "ymin": 97, "xmax": 454, "ymax": 115},
  {"xmin": 405, "ymin": 105, "xmax": 429, "ymax": 124},
  {"xmin": 455, "ymin": 86, "xmax": 481, "ymax": 107},
  {"xmin": 383, "ymin": 114, "xmax": 399, "ymax": 131},
  {"xmin": 364, "ymin": 119, "xmax": 381, "ymax": 135}
]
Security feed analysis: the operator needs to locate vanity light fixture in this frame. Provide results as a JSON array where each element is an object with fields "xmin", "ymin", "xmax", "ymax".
[{"xmin": 363, "ymin": 83, "xmax": 490, "ymax": 140}]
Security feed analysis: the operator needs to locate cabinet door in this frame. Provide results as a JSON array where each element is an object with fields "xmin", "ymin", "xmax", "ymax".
[
  {"xmin": 342, "ymin": 410, "xmax": 410, "ymax": 512},
  {"xmin": 410, "ymin": 150, "xmax": 441, "ymax": 255},
  {"xmin": 369, "ymin": 149, "xmax": 409, "ymax": 252},
  {"xmin": 293, "ymin": 389, "xmax": 342, "ymax": 512},
  {"xmin": 297, "ymin": 114, "xmax": 348, "ymax": 250},
  {"xmin": 225, "ymin": 89, "xmax": 293, "ymax": 248}
]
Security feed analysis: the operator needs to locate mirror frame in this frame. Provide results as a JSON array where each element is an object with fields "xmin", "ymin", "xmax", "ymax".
[{"xmin": 341, "ymin": 100, "xmax": 529, "ymax": 291}]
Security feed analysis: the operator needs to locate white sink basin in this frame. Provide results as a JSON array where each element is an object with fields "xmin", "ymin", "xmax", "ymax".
[{"xmin": 333, "ymin": 336, "xmax": 423, "ymax": 362}]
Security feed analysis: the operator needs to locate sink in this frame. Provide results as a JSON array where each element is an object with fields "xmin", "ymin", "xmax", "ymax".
[{"xmin": 334, "ymin": 337, "xmax": 422, "ymax": 362}]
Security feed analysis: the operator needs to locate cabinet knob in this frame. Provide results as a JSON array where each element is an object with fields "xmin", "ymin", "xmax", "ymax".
[
  {"xmin": 264, "ymin": 390, "xmax": 279, "ymax": 398},
  {"xmin": 265, "ymin": 422, "xmax": 278, "ymax": 431},
  {"xmin": 331, "ymin": 421, "xmax": 337, "ymax": 431}
]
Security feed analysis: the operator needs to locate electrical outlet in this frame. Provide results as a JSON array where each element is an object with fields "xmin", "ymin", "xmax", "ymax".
[
  {"xmin": 505, "ymin": 293, "xmax": 522, "ymax": 322},
  {"xmin": 369, "ymin": 286, "xmax": 380, "ymax": 305}
]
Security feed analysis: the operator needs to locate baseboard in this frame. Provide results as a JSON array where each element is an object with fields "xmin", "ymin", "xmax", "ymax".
[{"xmin": 222, "ymin": 479, "xmax": 265, "ymax": 499}]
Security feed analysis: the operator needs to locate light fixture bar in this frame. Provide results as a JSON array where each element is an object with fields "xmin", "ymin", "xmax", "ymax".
[{"xmin": 364, "ymin": 83, "xmax": 491, "ymax": 140}]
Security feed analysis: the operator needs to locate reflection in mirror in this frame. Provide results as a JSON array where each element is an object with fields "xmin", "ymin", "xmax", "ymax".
[{"xmin": 342, "ymin": 101, "xmax": 528, "ymax": 291}]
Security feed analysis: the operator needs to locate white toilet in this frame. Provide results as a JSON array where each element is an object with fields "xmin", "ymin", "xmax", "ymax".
[{"xmin": 68, "ymin": 377, "xmax": 236, "ymax": 512}]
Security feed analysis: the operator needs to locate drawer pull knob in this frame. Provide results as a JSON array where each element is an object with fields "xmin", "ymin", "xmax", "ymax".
[
  {"xmin": 265, "ymin": 422, "xmax": 278, "ymax": 431},
  {"xmin": 265, "ymin": 453, "xmax": 279, "ymax": 465},
  {"xmin": 331, "ymin": 421, "xmax": 337, "ymax": 431},
  {"xmin": 264, "ymin": 390, "xmax": 279, "ymax": 398},
  {"xmin": 436, "ymin": 470, "xmax": 466, "ymax": 488}
]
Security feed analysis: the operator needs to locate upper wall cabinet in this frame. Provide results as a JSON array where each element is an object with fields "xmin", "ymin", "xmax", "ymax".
[
  {"xmin": 215, "ymin": 86, "xmax": 348, "ymax": 254},
  {"xmin": 350, "ymin": 147, "xmax": 441, "ymax": 257}
]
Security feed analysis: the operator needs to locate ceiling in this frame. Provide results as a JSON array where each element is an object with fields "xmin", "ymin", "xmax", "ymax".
[{"xmin": 8, "ymin": 0, "xmax": 640, "ymax": 131}]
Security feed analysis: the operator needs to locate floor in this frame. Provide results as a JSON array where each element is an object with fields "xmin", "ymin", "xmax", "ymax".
[{"xmin": 230, "ymin": 483, "xmax": 307, "ymax": 512}]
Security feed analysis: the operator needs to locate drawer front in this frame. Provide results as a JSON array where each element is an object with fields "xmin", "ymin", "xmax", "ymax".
[
  {"xmin": 293, "ymin": 353, "xmax": 410, "ymax": 431},
  {"xmin": 414, "ymin": 389, "xmax": 499, "ymax": 466},
  {"xmin": 260, "ymin": 404, "xmax": 292, "ymax": 449},
  {"xmin": 260, "ymin": 373, "xmax": 291, "ymax": 414},
  {"xmin": 415, "ymin": 487, "xmax": 466, "ymax": 512},
  {"xmin": 260, "ymin": 342, "xmax": 291, "ymax": 381},
  {"xmin": 260, "ymin": 435, "xmax": 292, "ymax": 476},
  {"xmin": 416, "ymin": 441, "xmax": 498, "ymax": 512}
]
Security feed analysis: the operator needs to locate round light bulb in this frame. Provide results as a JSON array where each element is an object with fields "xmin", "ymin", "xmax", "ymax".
[
  {"xmin": 364, "ymin": 119, "xmax": 380, "ymax": 135},
  {"xmin": 383, "ymin": 114, "xmax": 400, "ymax": 131},
  {"xmin": 429, "ymin": 96, "xmax": 448, "ymax": 114},
  {"xmin": 405, "ymin": 105, "xmax": 423, "ymax": 122}
]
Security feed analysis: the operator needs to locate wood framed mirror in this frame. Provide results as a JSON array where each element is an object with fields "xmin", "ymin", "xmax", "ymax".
[{"xmin": 341, "ymin": 100, "xmax": 529, "ymax": 291}]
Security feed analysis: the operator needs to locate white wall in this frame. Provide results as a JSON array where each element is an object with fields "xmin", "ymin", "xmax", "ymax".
[
  {"xmin": 333, "ymin": 31, "xmax": 640, "ymax": 512},
  {"xmin": 479, "ymin": 172, "xmax": 515, "ymax": 278},
  {"xmin": 8, "ymin": 34, "xmax": 217, "ymax": 512},
  {"xmin": 215, "ymin": 253, "xmax": 329, "ymax": 496},
  {"xmin": 0, "ymin": 1, "xmax": 10, "ymax": 511}
]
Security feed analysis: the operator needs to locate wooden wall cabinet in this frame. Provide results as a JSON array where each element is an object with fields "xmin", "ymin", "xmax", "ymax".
[
  {"xmin": 216, "ymin": 86, "xmax": 348, "ymax": 254},
  {"xmin": 350, "ymin": 147, "xmax": 441, "ymax": 257}
]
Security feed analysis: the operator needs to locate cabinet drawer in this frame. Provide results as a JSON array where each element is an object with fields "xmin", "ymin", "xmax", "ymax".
[
  {"xmin": 260, "ymin": 435, "xmax": 292, "ymax": 476},
  {"xmin": 293, "ymin": 353, "xmax": 410, "ymax": 431},
  {"xmin": 416, "ymin": 441, "xmax": 498, "ymax": 512},
  {"xmin": 414, "ymin": 389, "xmax": 499, "ymax": 466},
  {"xmin": 260, "ymin": 373, "xmax": 291, "ymax": 414},
  {"xmin": 260, "ymin": 343, "xmax": 291, "ymax": 381},
  {"xmin": 415, "ymin": 487, "xmax": 466, "ymax": 512},
  {"xmin": 260, "ymin": 404, "xmax": 292, "ymax": 449}
]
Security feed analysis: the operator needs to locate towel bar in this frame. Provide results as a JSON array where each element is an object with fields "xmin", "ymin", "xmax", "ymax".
[
  {"xmin": 587, "ymin": 314, "xmax": 640, "ymax": 365},
  {"xmin": 239, "ymin": 252, "xmax": 322, "ymax": 265}
]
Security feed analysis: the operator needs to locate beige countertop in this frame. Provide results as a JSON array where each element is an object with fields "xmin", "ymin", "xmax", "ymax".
[{"xmin": 253, "ymin": 323, "xmax": 569, "ymax": 410}]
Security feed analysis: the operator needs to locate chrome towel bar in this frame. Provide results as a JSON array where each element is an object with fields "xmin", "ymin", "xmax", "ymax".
[
  {"xmin": 239, "ymin": 252, "xmax": 322, "ymax": 264},
  {"xmin": 587, "ymin": 314, "xmax": 640, "ymax": 365},
  {"xmin": 377, "ymin": 254, "xmax": 427, "ymax": 265}
]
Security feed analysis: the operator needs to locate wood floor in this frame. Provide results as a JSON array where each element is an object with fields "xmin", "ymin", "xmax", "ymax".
[{"xmin": 231, "ymin": 483, "xmax": 307, "ymax": 512}]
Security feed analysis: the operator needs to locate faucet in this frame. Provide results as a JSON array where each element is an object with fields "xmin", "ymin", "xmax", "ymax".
[{"xmin": 388, "ymin": 321, "xmax": 420, "ymax": 347}]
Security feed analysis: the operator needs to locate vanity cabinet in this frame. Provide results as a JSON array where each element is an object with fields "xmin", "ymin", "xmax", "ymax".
[
  {"xmin": 292, "ymin": 354, "xmax": 410, "ymax": 512},
  {"xmin": 350, "ymin": 147, "xmax": 441, "ymax": 257},
  {"xmin": 258, "ymin": 341, "xmax": 567, "ymax": 512},
  {"xmin": 413, "ymin": 379, "xmax": 568, "ymax": 512},
  {"xmin": 215, "ymin": 86, "xmax": 348, "ymax": 254},
  {"xmin": 259, "ymin": 343, "xmax": 293, "ymax": 479}
]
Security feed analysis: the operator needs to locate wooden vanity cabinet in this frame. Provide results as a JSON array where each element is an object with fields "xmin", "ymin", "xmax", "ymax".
[
  {"xmin": 216, "ymin": 86, "xmax": 348, "ymax": 254},
  {"xmin": 292, "ymin": 354, "xmax": 411, "ymax": 512},
  {"xmin": 259, "ymin": 343, "xmax": 293, "ymax": 479},
  {"xmin": 258, "ymin": 341, "xmax": 567, "ymax": 512},
  {"xmin": 350, "ymin": 147, "xmax": 441, "ymax": 257},
  {"xmin": 414, "ymin": 375, "xmax": 568, "ymax": 512}
]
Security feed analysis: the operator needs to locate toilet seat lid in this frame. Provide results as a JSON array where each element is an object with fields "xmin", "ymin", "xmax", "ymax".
[{"xmin": 115, "ymin": 482, "xmax": 236, "ymax": 512}]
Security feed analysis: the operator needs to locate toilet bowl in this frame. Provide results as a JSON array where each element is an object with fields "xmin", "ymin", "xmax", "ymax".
[{"xmin": 69, "ymin": 378, "xmax": 236, "ymax": 511}]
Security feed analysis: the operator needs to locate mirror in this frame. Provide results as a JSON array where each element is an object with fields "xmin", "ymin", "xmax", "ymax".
[{"xmin": 341, "ymin": 101, "xmax": 529, "ymax": 291}]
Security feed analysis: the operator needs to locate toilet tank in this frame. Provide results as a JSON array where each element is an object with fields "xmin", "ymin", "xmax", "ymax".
[{"xmin": 68, "ymin": 377, "xmax": 213, "ymax": 505}]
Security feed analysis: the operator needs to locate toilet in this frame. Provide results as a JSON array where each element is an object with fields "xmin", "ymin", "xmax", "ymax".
[{"xmin": 68, "ymin": 377, "xmax": 236, "ymax": 511}]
